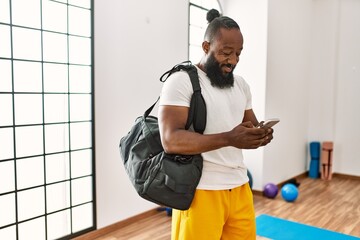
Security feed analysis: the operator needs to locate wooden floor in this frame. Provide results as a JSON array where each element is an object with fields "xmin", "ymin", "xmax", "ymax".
[{"xmin": 90, "ymin": 176, "xmax": 360, "ymax": 240}]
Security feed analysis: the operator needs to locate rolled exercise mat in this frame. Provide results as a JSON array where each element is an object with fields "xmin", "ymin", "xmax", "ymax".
[
  {"xmin": 321, "ymin": 141, "xmax": 334, "ymax": 180},
  {"xmin": 309, "ymin": 142, "xmax": 321, "ymax": 178}
]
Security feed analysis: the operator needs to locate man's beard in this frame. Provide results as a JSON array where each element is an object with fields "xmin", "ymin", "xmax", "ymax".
[{"xmin": 204, "ymin": 54, "xmax": 235, "ymax": 89}]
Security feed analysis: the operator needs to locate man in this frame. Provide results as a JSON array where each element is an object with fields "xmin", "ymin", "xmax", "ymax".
[{"xmin": 158, "ymin": 10, "xmax": 274, "ymax": 240}]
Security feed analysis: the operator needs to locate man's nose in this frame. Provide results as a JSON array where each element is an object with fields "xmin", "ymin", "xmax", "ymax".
[{"xmin": 228, "ymin": 53, "xmax": 239, "ymax": 65}]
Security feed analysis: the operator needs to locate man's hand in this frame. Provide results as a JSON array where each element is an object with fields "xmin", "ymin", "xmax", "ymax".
[
  {"xmin": 228, "ymin": 121, "xmax": 272, "ymax": 149},
  {"xmin": 260, "ymin": 126, "xmax": 273, "ymax": 146}
]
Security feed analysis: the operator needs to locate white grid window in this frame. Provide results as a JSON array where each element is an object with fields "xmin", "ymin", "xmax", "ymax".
[{"xmin": 0, "ymin": 0, "xmax": 95, "ymax": 239}]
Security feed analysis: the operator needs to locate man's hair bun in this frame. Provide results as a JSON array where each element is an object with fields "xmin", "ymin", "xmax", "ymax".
[{"xmin": 206, "ymin": 9, "xmax": 221, "ymax": 23}]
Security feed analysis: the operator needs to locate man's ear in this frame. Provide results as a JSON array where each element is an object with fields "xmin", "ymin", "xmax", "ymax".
[{"xmin": 202, "ymin": 41, "xmax": 210, "ymax": 54}]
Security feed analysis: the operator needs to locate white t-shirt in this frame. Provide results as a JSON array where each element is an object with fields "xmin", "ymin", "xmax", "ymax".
[{"xmin": 159, "ymin": 66, "xmax": 252, "ymax": 190}]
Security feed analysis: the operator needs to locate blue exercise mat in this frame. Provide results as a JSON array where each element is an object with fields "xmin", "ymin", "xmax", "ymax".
[{"xmin": 256, "ymin": 214, "xmax": 360, "ymax": 240}]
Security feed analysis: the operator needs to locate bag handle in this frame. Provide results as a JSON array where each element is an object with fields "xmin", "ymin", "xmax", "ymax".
[{"xmin": 143, "ymin": 97, "xmax": 159, "ymax": 118}]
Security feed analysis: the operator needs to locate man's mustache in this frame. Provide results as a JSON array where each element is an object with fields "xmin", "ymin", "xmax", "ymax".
[{"xmin": 223, "ymin": 64, "xmax": 235, "ymax": 70}]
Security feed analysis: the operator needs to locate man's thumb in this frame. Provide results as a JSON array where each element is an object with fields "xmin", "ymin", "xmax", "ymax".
[{"xmin": 241, "ymin": 121, "xmax": 255, "ymax": 128}]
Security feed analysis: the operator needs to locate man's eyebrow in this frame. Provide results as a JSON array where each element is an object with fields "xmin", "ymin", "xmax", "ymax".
[{"xmin": 222, "ymin": 46, "xmax": 243, "ymax": 51}]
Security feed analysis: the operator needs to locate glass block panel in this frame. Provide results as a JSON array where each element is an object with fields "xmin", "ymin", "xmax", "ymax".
[
  {"xmin": 71, "ymin": 176, "xmax": 92, "ymax": 205},
  {"xmin": 44, "ymin": 94, "xmax": 68, "ymax": 123},
  {"xmin": 0, "ymin": 226, "xmax": 16, "ymax": 240},
  {"xmin": 17, "ymin": 187, "xmax": 45, "ymax": 221},
  {"xmin": 0, "ymin": 59, "xmax": 12, "ymax": 91},
  {"xmin": 45, "ymin": 153, "xmax": 70, "ymax": 183},
  {"xmin": 0, "ymin": 24, "xmax": 11, "ymax": 58},
  {"xmin": 43, "ymin": 63, "xmax": 68, "ymax": 93},
  {"xmin": 12, "ymin": 27, "xmax": 41, "ymax": 61},
  {"xmin": 42, "ymin": 0, "xmax": 67, "ymax": 33},
  {"xmin": 70, "ymin": 94, "xmax": 92, "ymax": 121},
  {"xmin": 0, "ymin": 193, "xmax": 16, "ymax": 227},
  {"xmin": 70, "ymin": 122, "xmax": 92, "ymax": 150},
  {"xmin": 46, "ymin": 181, "xmax": 70, "ymax": 213},
  {"xmin": 18, "ymin": 217, "xmax": 45, "ymax": 240},
  {"xmin": 71, "ymin": 149, "xmax": 92, "ymax": 178},
  {"xmin": 0, "ymin": 161, "xmax": 15, "ymax": 194},
  {"xmin": 44, "ymin": 123, "xmax": 69, "ymax": 154},
  {"xmin": 15, "ymin": 126, "xmax": 43, "ymax": 158},
  {"xmin": 69, "ymin": 6, "xmax": 91, "ymax": 37},
  {"xmin": 189, "ymin": 25, "xmax": 204, "ymax": 46},
  {"xmin": 69, "ymin": 65, "xmax": 91, "ymax": 93},
  {"xmin": 1, "ymin": 0, "xmax": 94, "ymax": 237},
  {"xmin": 16, "ymin": 157, "xmax": 44, "ymax": 190},
  {"xmin": 189, "ymin": 45, "xmax": 203, "ymax": 65},
  {"xmin": 13, "ymin": 61, "xmax": 42, "ymax": 92},
  {"xmin": 69, "ymin": 0, "xmax": 91, "ymax": 9},
  {"xmin": 72, "ymin": 203, "xmax": 93, "ymax": 233},
  {"xmin": 14, "ymin": 94, "xmax": 43, "ymax": 125},
  {"xmin": 69, "ymin": 36, "xmax": 91, "ymax": 65},
  {"xmin": 189, "ymin": 5, "xmax": 207, "ymax": 28},
  {"xmin": 0, "ymin": 0, "xmax": 10, "ymax": 23},
  {"xmin": 0, "ymin": 94, "xmax": 13, "ymax": 126},
  {"xmin": 43, "ymin": 31, "xmax": 68, "ymax": 63},
  {"xmin": 0, "ymin": 128, "xmax": 14, "ymax": 160},
  {"xmin": 47, "ymin": 210, "xmax": 71, "ymax": 239},
  {"xmin": 190, "ymin": 0, "xmax": 220, "ymax": 11},
  {"xmin": 12, "ymin": 0, "xmax": 41, "ymax": 29}
]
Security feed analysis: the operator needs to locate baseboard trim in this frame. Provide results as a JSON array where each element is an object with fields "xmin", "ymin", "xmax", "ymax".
[
  {"xmin": 276, "ymin": 172, "xmax": 308, "ymax": 188},
  {"xmin": 252, "ymin": 189, "xmax": 263, "ymax": 196},
  {"xmin": 333, "ymin": 172, "xmax": 360, "ymax": 180},
  {"xmin": 72, "ymin": 208, "xmax": 159, "ymax": 240}
]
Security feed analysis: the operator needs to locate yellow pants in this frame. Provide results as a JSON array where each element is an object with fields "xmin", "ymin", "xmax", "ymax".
[{"xmin": 171, "ymin": 183, "xmax": 256, "ymax": 240}]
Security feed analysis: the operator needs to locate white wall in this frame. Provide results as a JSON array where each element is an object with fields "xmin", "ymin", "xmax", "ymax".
[
  {"xmin": 94, "ymin": 0, "xmax": 189, "ymax": 228},
  {"xmin": 263, "ymin": 0, "xmax": 313, "ymax": 184},
  {"xmin": 333, "ymin": 0, "xmax": 360, "ymax": 175},
  {"xmin": 308, "ymin": 0, "xmax": 339, "ymax": 143},
  {"xmin": 308, "ymin": 0, "xmax": 360, "ymax": 176}
]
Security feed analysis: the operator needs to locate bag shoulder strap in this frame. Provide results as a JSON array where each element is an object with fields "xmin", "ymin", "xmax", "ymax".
[
  {"xmin": 183, "ymin": 64, "xmax": 206, "ymax": 134},
  {"xmin": 144, "ymin": 61, "xmax": 207, "ymax": 134},
  {"xmin": 159, "ymin": 61, "xmax": 206, "ymax": 134}
]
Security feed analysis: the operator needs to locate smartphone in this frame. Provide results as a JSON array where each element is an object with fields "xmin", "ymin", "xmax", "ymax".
[{"xmin": 257, "ymin": 118, "xmax": 280, "ymax": 128}]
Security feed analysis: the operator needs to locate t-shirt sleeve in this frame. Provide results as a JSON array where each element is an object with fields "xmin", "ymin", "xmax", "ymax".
[
  {"xmin": 245, "ymin": 83, "xmax": 252, "ymax": 110},
  {"xmin": 159, "ymin": 71, "xmax": 193, "ymax": 107},
  {"xmin": 239, "ymin": 76, "xmax": 253, "ymax": 110}
]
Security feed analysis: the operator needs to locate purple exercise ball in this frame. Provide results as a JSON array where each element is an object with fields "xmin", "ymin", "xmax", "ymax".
[{"xmin": 263, "ymin": 183, "xmax": 279, "ymax": 198}]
